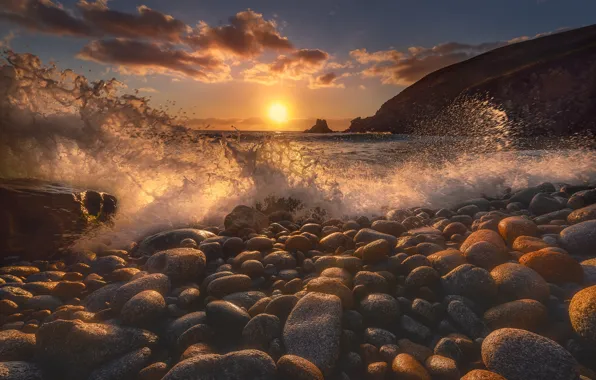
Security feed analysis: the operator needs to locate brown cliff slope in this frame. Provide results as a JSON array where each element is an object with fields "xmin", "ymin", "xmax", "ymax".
[{"xmin": 347, "ymin": 25, "xmax": 596, "ymax": 136}]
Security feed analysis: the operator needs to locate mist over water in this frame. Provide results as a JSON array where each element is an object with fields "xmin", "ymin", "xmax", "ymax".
[{"xmin": 1, "ymin": 52, "xmax": 595, "ymax": 247}]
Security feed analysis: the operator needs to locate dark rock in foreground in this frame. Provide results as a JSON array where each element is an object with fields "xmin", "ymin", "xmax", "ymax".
[{"xmin": 0, "ymin": 178, "xmax": 117, "ymax": 259}]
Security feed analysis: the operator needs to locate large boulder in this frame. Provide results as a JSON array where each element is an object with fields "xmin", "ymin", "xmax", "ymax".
[
  {"xmin": 283, "ymin": 292, "xmax": 342, "ymax": 375},
  {"xmin": 559, "ymin": 220, "xmax": 596, "ymax": 256},
  {"xmin": 224, "ymin": 206, "xmax": 269, "ymax": 233},
  {"xmin": 0, "ymin": 178, "xmax": 116, "ymax": 259},
  {"xmin": 569, "ymin": 285, "xmax": 596, "ymax": 343},
  {"xmin": 35, "ymin": 319, "xmax": 158, "ymax": 379},
  {"xmin": 136, "ymin": 229, "xmax": 215, "ymax": 256},
  {"xmin": 162, "ymin": 350, "xmax": 276, "ymax": 380},
  {"xmin": 481, "ymin": 328, "xmax": 579, "ymax": 380}
]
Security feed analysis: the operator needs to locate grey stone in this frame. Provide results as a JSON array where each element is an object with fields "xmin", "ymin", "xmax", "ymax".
[
  {"xmin": 529, "ymin": 193, "xmax": 565, "ymax": 216},
  {"xmin": 88, "ymin": 347, "xmax": 152, "ymax": 380},
  {"xmin": 447, "ymin": 300, "xmax": 488, "ymax": 339},
  {"xmin": 0, "ymin": 361, "xmax": 44, "ymax": 380},
  {"xmin": 36, "ymin": 319, "xmax": 158, "ymax": 379},
  {"xmin": 359, "ymin": 293, "xmax": 400, "ymax": 327},
  {"xmin": 205, "ymin": 300, "xmax": 251, "ymax": 334},
  {"xmin": 0, "ymin": 330, "xmax": 35, "ymax": 361},
  {"xmin": 490, "ymin": 263, "xmax": 549, "ymax": 302},
  {"xmin": 162, "ymin": 349, "xmax": 276, "ymax": 380},
  {"xmin": 441, "ymin": 264, "xmax": 497, "ymax": 304},
  {"xmin": 137, "ymin": 228, "xmax": 216, "ymax": 256},
  {"xmin": 24, "ymin": 295, "xmax": 62, "ymax": 311},
  {"xmin": 111, "ymin": 274, "xmax": 170, "ymax": 311},
  {"xmin": 400, "ymin": 315, "xmax": 431, "ymax": 342},
  {"xmin": 242, "ymin": 313, "xmax": 282, "ymax": 350},
  {"xmin": 121, "ymin": 290, "xmax": 166, "ymax": 326},
  {"xmin": 284, "ymin": 292, "xmax": 342, "ymax": 375},
  {"xmin": 166, "ymin": 312, "xmax": 207, "ymax": 346},
  {"xmin": 559, "ymin": 220, "xmax": 596, "ymax": 256},
  {"xmin": 354, "ymin": 229, "xmax": 397, "ymax": 247},
  {"xmin": 482, "ymin": 328, "xmax": 579, "ymax": 380},
  {"xmin": 83, "ymin": 282, "xmax": 124, "ymax": 312}
]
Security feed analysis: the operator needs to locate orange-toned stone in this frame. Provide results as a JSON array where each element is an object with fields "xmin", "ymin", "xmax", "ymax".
[
  {"xmin": 498, "ymin": 217, "xmax": 537, "ymax": 245},
  {"xmin": 519, "ymin": 248, "xmax": 583, "ymax": 284}
]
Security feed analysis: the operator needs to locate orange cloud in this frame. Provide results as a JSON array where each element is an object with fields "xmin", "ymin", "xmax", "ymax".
[
  {"xmin": 186, "ymin": 10, "xmax": 293, "ymax": 57},
  {"xmin": 243, "ymin": 48, "xmax": 329, "ymax": 85}
]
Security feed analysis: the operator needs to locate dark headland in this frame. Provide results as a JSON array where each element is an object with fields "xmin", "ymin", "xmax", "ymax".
[{"xmin": 346, "ymin": 24, "xmax": 596, "ymax": 136}]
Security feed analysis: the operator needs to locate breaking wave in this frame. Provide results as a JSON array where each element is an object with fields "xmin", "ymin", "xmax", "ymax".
[{"xmin": 1, "ymin": 52, "xmax": 595, "ymax": 247}]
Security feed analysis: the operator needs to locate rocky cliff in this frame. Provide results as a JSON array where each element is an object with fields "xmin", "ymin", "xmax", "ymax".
[
  {"xmin": 346, "ymin": 25, "xmax": 596, "ymax": 136},
  {"xmin": 304, "ymin": 119, "xmax": 334, "ymax": 133}
]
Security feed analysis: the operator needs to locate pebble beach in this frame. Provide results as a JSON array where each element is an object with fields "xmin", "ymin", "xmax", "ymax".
[{"xmin": 2, "ymin": 182, "xmax": 596, "ymax": 380}]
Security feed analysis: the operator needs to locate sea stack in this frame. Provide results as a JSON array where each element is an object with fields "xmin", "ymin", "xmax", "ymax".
[{"xmin": 304, "ymin": 119, "xmax": 333, "ymax": 133}]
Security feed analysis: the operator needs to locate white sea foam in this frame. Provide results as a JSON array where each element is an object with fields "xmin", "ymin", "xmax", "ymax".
[{"xmin": 1, "ymin": 52, "xmax": 595, "ymax": 248}]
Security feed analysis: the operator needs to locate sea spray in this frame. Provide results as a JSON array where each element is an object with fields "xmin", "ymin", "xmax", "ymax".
[{"xmin": 1, "ymin": 52, "xmax": 595, "ymax": 249}]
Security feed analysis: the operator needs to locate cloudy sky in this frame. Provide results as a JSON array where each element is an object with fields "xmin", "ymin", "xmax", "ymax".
[{"xmin": 1, "ymin": 0, "xmax": 595, "ymax": 130}]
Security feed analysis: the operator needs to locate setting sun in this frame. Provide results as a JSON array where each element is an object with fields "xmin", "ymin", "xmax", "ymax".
[{"xmin": 268, "ymin": 102, "xmax": 289, "ymax": 123}]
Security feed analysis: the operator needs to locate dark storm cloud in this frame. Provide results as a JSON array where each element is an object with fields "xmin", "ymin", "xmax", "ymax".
[
  {"xmin": 78, "ymin": 1, "xmax": 189, "ymax": 42},
  {"xmin": 0, "ymin": 0, "xmax": 93, "ymax": 36},
  {"xmin": 186, "ymin": 10, "xmax": 294, "ymax": 57},
  {"xmin": 0, "ymin": 0, "xmax": 189, "ymax": 40},
  {"xmin": 77, "ymin": 39, "xmax": 231, "ymax": 82}
]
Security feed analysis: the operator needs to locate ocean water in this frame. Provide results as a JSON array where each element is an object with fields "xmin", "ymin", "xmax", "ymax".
[{"xmin": 1, "ymin": 52, "xmax": 596, "ymax": 248}]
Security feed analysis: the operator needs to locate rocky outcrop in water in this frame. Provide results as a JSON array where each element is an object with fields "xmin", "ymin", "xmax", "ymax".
[
  {"xmin": 0, "ymin": 178, "xmax": 116, "ymax": 260},
  {"xmin": 304, "ymin": 119, "xmax": 334, "ymax": 133},
  {"xmin": 1, "ymin": 181, "xmax": 596, "ymax": 379},
  {"xmin": 346, "ymin": 24, "xmax": 596, "ymax": 136}
]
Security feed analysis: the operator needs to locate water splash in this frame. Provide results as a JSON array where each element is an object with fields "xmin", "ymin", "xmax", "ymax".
[{"xmin": 1, "ymin": 52, "xmax": 595, "ymax": 249}]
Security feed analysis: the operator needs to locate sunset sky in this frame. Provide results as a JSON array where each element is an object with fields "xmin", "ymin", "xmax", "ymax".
[{"xmin": 1, "ymin": 0, "xmax": 595, "ymax": 130}]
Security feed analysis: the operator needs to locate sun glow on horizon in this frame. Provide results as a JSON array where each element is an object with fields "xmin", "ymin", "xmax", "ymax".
[{"xmin": 267, "ymin": 102, "xmax": 289, "ymax": 123}]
